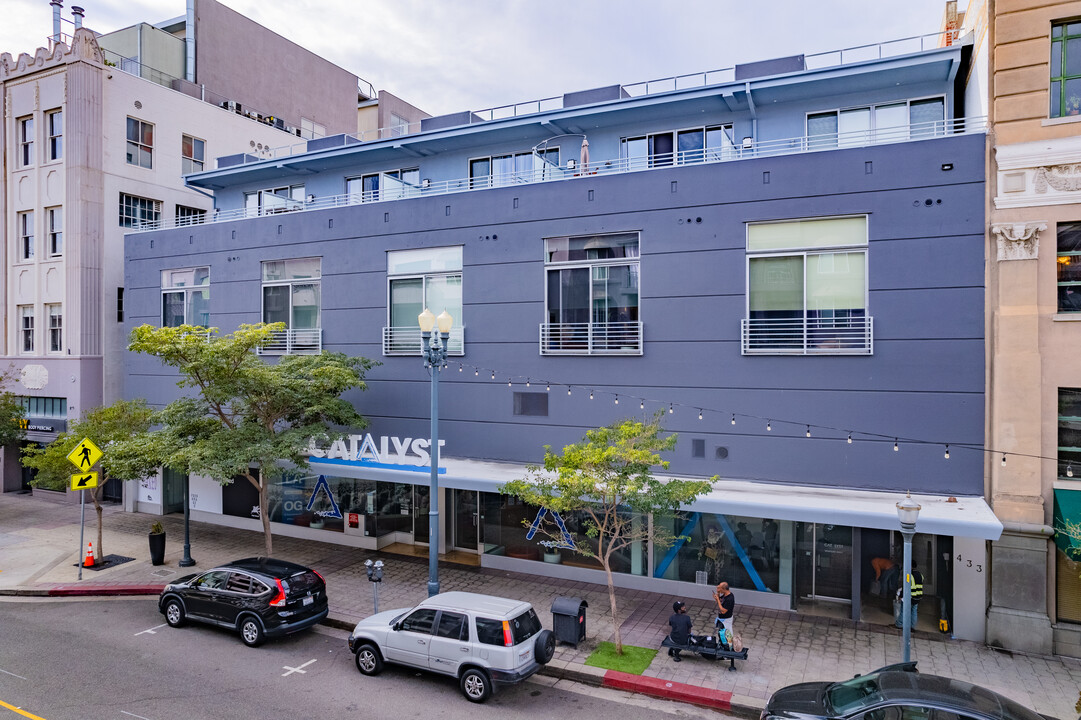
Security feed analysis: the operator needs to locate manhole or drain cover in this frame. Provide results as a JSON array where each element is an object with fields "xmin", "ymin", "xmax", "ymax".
[
  {"xmin": 152, "ymin": 569, "xmax": 176, "ymax": 578},
  {"xmin": 72, "ymin": 554, "xmax": 136, "ymax": 571}
]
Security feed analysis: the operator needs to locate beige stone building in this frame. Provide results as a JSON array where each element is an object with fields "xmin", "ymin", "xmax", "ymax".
[{"xmin": 986, "ymin": 0, "xmax": 1081, "ymax": 657}]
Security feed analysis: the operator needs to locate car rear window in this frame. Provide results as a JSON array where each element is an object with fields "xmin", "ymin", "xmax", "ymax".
[
  {"xmin": 510, "ymin": 608, "xmax": 541, "ymax": 644},
  {"xmin": 282, "ymin": 570, "xmax": 322, "ymax": 595}
]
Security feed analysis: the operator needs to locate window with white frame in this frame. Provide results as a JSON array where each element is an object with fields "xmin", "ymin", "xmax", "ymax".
[
  {"xmin": 806, "ymin": 97, "xmax": 945, "ymax": 149},
  {"xmin": 182, "ymin": 134, "xmax": 205, "ymax": 174},
  {"xmin": 18, "ymin": 211, "xmax": 34, "ymax": 261},
  {"xmin": 621, "ymin": 125, "xmax": 735, "ymax": 168},
  {"xmin": 17, "ymin": 116, "xmax": 34, "ymax": 167},
  {"xmin": 390, "ymin": 112, "xmax": 410, "ymax": 137},
  {"xmin": 347, "ymin": 168, "xmax": 420, "ymax": 203},
  {"xmin": 47, "ymin": 304, "xmax": 62, "ymax": 353},
  {"xmin": 1058, "ymin": 222, "xmax": 1081, "ymax": 312},
  {"xmin": 300, "ymin": 118, "xmax": 325, "ymax": 140},
  {"xmin": 542, "ymin": 232, "xmax": 641, "ymax": 354},
  {"xmin": 385, "ymin": 247, "xmax": 463, "ymax": 355},
  {"xmin": 469, "ymin": 148, "xmax": 560, "ymax": 188},
  {"xmin": 46, "ymin": 109, "xmax": 62, "ymax": 161},
  {"xmin": 261, "ymin": 259, "xmax": 321, "ymax": 352},
  {"xmin": 244, "ymin": 185, "xmax": 305, "ymax": 214},
  {"xmin": 176, "ymin": 205, "xmax": 206, "ymax": 227},
  {"xmin": 744, "ymin": 216, "xmax": 870, "ymax": 354},
  {"xmin": 126, "ymin": 117, "xmax": 153, "ymax": 168},
  {"xmin": 46, "ymin": 207, "xmax": 62, "ymax": 256},
  {"xmin": 19, "ymin": 306, "xmax": 34, "ymax": 353},
  {"xmin": 161, "ymin": 267, "xmax": 210, "ymax": 328},
  {"xmin": 119, "ymin": 193, "xmax": 161, "ymax": 228}
]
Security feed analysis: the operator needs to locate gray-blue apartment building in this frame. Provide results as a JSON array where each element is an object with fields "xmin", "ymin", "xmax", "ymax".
[{"xmin": 124, "ymin": 34, "xmax": 1000, "ymax": 640}]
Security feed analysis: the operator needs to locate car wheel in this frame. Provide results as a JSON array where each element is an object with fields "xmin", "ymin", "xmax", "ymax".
[
  {"xmin": 239, "ymin": 616, "xmax": 265, "ymax": 647},
  {"xmin": 354, "ymin": 644, "xmax": 383, "ymax": 676},
  {"xmin": 534, "ymin": 629, "xmax": 555, "ymax": 664},
  {"xmin": 459, "ymin": 668, "xmax": 492, "ymax": 703},
  {"xmin": 163, "ymin": 598, "xmax": 186, "ymax": 628}
]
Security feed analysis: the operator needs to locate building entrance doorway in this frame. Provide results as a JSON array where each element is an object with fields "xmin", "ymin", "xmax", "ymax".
[
  {"xmin": 452, "ymin": 489, "xmax": 479, "ymax": 551},
  {"xmin": 162, "ymin": 468, "xmax": 186, "ymax": 515},
  {"xmin": 795, "ymin": 522, "xmax": 853, "ymax": 607}
]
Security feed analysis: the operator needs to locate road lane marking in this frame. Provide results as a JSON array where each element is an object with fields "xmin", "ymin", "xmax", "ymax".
[
  {"xmin": 0, "ymin": 669, "xmax": 26, "ymax": 680},
  {"xmin": 281, "ymin": 659, "xmax": 316, "ymax": 676},
  {"xmin": 0, "ymin": 698, "xmax": 49, "ymax": 720},
  {"xmin": 120, "ymin": 711, "xmax": 151, "ymax": 719},
  {"xmin": 134, "ymin": 624, "xmax": 168, "ymax": 636}
]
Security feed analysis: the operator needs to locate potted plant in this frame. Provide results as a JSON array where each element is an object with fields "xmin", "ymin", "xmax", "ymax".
[{"xmin": 149, "ymin": 521, "xmax": 166, "ymax": 566}]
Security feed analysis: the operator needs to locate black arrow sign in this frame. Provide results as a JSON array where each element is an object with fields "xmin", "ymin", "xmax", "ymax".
[{"xmin": 75, "ymin": 474, "xmax": 94, "ymax": 488}]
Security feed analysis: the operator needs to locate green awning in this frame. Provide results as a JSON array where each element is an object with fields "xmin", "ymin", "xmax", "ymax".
[{"xmin": 1053, "ymin": 488, "xmax": 1081, "ymax": 559}]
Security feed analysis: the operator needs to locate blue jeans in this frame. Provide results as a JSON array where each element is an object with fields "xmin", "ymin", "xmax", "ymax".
[{"xmin": 893, "ymin": 599, "xmax": 918, "ymax": 628}]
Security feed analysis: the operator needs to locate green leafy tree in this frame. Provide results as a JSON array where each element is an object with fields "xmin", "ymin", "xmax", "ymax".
[
  {"xmin": 501, "ymin": 414, "xmax": 713, "ymax": 654},
  {"xmin": 125, "ymin": 322, "xmax": 376, "ymax": 556},
  {"xmin": 22, "ymin": 399, "xmax": 156, "ymax": 561},
  {"xmin": 0, "ymin": 365, "xmax": 27, "ymax": 448}
]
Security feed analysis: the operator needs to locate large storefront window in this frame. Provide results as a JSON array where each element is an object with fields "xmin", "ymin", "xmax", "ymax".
[
  {"xmin": 1053, "ymin": 489, "xmax": 1081, "ymax": 624},
  {"xmin": 654, "ymin": 512, "xmax": 785, "ymax": 593},
  {"xmin": 480, "ymin": 492, "xmax": 647, "ymax": 575}
]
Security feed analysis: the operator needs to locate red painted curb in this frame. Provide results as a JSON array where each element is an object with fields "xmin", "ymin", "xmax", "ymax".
[
  {"xmin": 602, "ymin": 669, "xmax": 733, "ymax": 711},
  {"xmin": 48, "ymin": 585, "xmax": 164, "ymax": 596}
]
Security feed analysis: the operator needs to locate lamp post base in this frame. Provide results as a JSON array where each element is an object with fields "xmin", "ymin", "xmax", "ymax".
[{"xmin": 427, "ymin": 580, "xmax": 440, "ymax": 597}]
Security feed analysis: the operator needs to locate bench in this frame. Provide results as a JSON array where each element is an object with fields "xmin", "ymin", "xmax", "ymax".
[{"xmin": 661, "ymin": 635, "xmax": 749, "ymax": 671}]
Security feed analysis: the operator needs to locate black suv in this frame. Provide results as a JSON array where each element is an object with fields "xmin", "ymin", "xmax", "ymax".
[{"xmin": 158, "ymin": 557, "xmax": 328, "ymax": 647}]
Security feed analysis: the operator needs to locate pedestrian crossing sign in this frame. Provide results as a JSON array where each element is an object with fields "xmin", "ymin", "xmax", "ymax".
[{"xmin": 67, "ymin": 438, "xmax": 103, "ymax": 471}]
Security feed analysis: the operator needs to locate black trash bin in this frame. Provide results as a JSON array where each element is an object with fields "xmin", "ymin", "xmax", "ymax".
[{"xmin": 551, "ymin": 596, "xmax": 588, "ymax": 647}]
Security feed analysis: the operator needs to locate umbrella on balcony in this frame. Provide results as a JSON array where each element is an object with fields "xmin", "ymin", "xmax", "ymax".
[{"xmin": 579, "ymin": 137, "xmax": 590, "ymax": 174}]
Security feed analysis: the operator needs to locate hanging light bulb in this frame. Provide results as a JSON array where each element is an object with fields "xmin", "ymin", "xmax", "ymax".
[
  {"xmin": 847, "ymin": 433, "xmax": 853, "ymax": 444},
  {"xmin": 640, "ymin": 399, "xmax": 645, "ymax": 410},
  {"xmin": 508, "ymin": 379, "xmax": 512, "ymax": 387},
  {"xmin": 458, "ymin": 364, "xmax": 463, "ymax": 372},
  {"xmin": 1001, "ymin": 453, "xmax": 1006, "ymax": 466},
  {"xmin": 567, "ymin": 387, "xmax": 572, "ymax": 396},
  {"xmin": 546, "ymin": 382, "xmax": 550, "ymax": 392},
  {"xmin": 669, "ymin": 403, "xmax": 673, "ymax": 414},
  {"xmin": 731, "ymin": 414, "xmax": 736, "ymax": 425},
  {"xmin": 491, "ymin": 371, "xmax": 495, "ymax": 380},
  {"xmin": 699, "ymin": 409, "xmax": 703, "ymax": 420},
  {"xmin": 614, "ymin": 395, "xmax": 619, "ymax": 405},
  {"xmin": 806, "ymin": 426, "xmax": 811, "ymax": 438},
  {"xmin": 767, "ymin": 420, "xmax": 772, "ymax": 432},
  {"xmin": 944, "ymin": 444, "xmax": 950, "ymax": 459},
  {"xmin": 1068, "ymin": 464, "xmax": 1074, "ymax": 478},
  {"xmin": 526, "ymin": 378, "xmax": 530, "ymax": 387},
  {"xmin": 589, "ymin": 389, "xmax": 594, "ymax": 400},
  {"xmin": 474, "ymin": 369, "xmax": 479, "ymax": 376},
  {"xmin": 894, "ymin": 439, "xmax": 899, "ymax": 452}
]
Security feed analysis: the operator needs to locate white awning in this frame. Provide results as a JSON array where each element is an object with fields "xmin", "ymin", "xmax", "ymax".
[{"xmin": 309, "ymin": 457, "xmax": 1002, "ymax": 540}]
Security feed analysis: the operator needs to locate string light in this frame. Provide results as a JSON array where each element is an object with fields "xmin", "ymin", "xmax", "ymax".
[
  {"xmin": 894, "ymin": 439, "xmax": 899, "ymax": 452},
  {"xmin": 474, "ymin": 369, "xmax": 479, "ymax": 376},
  {"xmin": 669, "ymin": 404, "xmax": 673, "ymax": 414},
  {"xmin": 944, "ymin": 444, "xmax": 950, "ymax": 460},
  {"xmin": 806, "ymin": 426, "xmax": 811, "ymax": 438},
  {"xmin": 508, "ymin": 379, "xmax": 512, "ymax": 387},
  {"xmin": 767, "ymin": 420, "xmax": 772, "ymax": 432},
  {"xmin": 1068, "ymin": 465, "xmax": 1074, "ymax": 478},
  {"xmin": 1001, "ymin": 453, "xmax": 1006, "ymax": 466},
  {"xmin": 589, "ymin": 390, "xmax": 594, "ymax": 400},
  {"xmin": 567, "ymin": 387, "xmax": 571, "ymax": 396},
  {"xmin": 458, "ymin": 364, "xmax": 463, "ymax": 372},
  {"xmin": 640, "ymin": 399, "xmax": 645, "ymax": 410},
  {"xmin": 614, "ymin": 395, "xmax": 619, "ymax": 405},
  {"xmin": 699, "ymin": 409, "xmax": 703, "ymax": 420},
  {"xmin": 847, "ymin": 433, "xmax": 853, "ymax": 444},
  {"xmin": 526, "ymin": 379, "xmax": 530, "ymax": 387},
  {"xmin": 491, "ymin": 371, "xmax": 495, "ymax": 380},
  {"xmin": 546, "ymin": 383, "xmax": 550, "ymax": 392},
  {"xmin": 731, "ymin": 414, "xmax": 736, "ymax": 425}
]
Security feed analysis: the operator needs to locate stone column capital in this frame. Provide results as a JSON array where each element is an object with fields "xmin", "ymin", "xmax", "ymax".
[{"xmin": 991, "ymin": 221, "xmax": 1047, "ymax": 261}]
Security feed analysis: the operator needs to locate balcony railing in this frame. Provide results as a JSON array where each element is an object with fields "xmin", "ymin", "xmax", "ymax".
[
  {"xmin": 128, "ymin": 116, "xmax": 985, "ymax": 234},
  {"xmin": 256, "ymin": 328, "xmax": 323, "ymax": 355},
  {"xmin": 741, "ymin": 316, "xmax": 873, "ymax": 355},
  {"xmin": 540, "ymin": 322, "xmax": 643, "ymax": 355},
  {"xmin": 382, "ymin": 326, "xmax": 465, "ymax": 356}
]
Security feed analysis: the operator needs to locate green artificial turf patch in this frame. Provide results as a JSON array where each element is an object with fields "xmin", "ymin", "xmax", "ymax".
[{"xmin": 583, "ymin": 641, "xmax": 658, "ymax": 675}]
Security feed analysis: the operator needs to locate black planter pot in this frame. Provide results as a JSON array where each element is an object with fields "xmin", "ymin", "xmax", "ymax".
[{"xmin": 149, "ymin": 531, "xmax": 166, "ymax": 566}]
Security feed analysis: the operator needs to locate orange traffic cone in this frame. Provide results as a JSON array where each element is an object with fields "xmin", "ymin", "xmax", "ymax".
[{"xmin": 83, "ymin": 541, "xmax": 95, "ymax": 568}]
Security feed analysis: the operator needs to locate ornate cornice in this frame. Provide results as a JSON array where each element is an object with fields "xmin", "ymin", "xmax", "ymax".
[
  {"xmin": 991, "ymin": 221, "xmax": 1046, "ymax": 261},
  {"xmin": 0, "ymin": 27, "xmax": 103, "ymax": 81}
]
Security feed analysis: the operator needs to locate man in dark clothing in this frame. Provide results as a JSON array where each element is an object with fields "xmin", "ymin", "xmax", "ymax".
[
  {"xmin": 714, "ymin": 582, "xmax": 735, "ymax": 635},
  {"xmin": 668, "ymin": 600, "xmax": 693, "ymax": 662}
]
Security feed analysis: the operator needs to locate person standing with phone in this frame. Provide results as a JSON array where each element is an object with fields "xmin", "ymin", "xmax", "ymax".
[{"xmin": 714, "ymin": 581, "xmax": 735, "ymax": 634}]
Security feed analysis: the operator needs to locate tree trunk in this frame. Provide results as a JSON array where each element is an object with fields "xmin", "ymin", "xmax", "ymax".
[
  {"xmin": 257, "ymin": 475, "xmax": 272, "ymax": 556},
  {"xmin": 603, "ymin": 558, "xmax": 623, "ymax": 655}
]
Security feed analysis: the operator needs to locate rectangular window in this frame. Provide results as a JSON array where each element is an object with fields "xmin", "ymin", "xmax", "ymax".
[
  {"xmin": 46, "ymin": 109, "xmax": 62, "ymax": 161},
  {"xmin": 19, "ymin": 306, "xmax": 34, "ymax": 353},
  {"xmin": 385, "ymin": 247, "xmax": 463, "ymax": 355},
  {"xmin": 18, "ymin": 211, "xmax": 34, "ymax": 260},
  {"xmin": 125, "ymin": 117, "xmax": 153, "ymax": 168},
  {"xmin": 542, "ymin": 232, "xmax": 641, "ymax": 355},
  {"xmin": 46, "ymin": 207, "xmax": 62, "ymax": 256},
  {"xmin": 119, "ymin": 193, "xmax": 161, "ymax": 228},
  {"xmin": 390, "ymin": 112, "xmax": 409, "ymax": 137},
  {"xmin": 161, "ymin": 267, "xmax": 210, "ymax": 328},
  {"xmin": 176, "ymin": 205, "xmax": 206, "ymax": 227},
  {"xmin": 513, "ymin": 392, "xmax": 549, "ymax": 417},
  {"xmin": 17, "ymin": 396, "xmax": 67, "ymax": 419},
  {"xmin": 244, "ymin": 184, "xmax": 305, "ymax": 215},
  {"xmin": 182, "ymin": 134, "xmax": 205, "ymax": 175},
  {"xmin": 622, "ymin": 125, "xmax": 734, "ymax": 167},
  {"xmin": 1051, "ymin": 22, "xmax": 1081, "ymax": 117},
  {"xmin": 18, "ymin": 116, "xmax": 34, "ymax": 167},
  {"xmin": 300, "ymin": 118, "xmax": 325, "ymax": 140},
  {"xmin": 346, "ymin": 168, "xmax": 420, "ymax": 203},
  {"xmin": 117, "ymin": 287, "xmax": 125, "ymax": 323},
  {"xmin": 1060, "ymin": 388, "xmax": 1081, "ymax": 478},
  {"xmin": 744, "ymin": 216, "xmax": 870, "ymax": 354},
  {"xmin": 469, "ymin": 149, "xmax": 559, "ymax": 188},
  {"xmin": 260, "ymin": 258, "xmax": 321, "ymax": 354},
  {"xmin": 1058, "ymin": 222, "xmax": 1081, "ymax": 312},
  {"xmin": 47, "ymin": 304, "xmax": 62, "ymax": 353},
  {"xmin": 807, "ymin": 98, "xmax": 946, "ymax": 148}
]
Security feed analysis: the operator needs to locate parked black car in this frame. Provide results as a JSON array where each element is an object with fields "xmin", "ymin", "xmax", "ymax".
[
  {"xmin": 158, "ymin": 557, "xmax": 328, "ymax": 647},
  {"xmin": 761, "ymin": 663, "xmax": 1060, "ymax": 720}
]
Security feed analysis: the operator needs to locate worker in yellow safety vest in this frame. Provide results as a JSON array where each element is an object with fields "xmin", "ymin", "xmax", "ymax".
[{"xmin": 894, "ymin": 562, "xmax": 924, "ymax": 628}]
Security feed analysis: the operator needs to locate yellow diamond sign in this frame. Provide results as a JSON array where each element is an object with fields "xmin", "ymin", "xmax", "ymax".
[
  {"xmin": 70, "ymin": 472, "xmax": 99, "ymax": 490},
  {"xmin": 67, "ymin": 438, "xmax": 103, "ymax": 471}
]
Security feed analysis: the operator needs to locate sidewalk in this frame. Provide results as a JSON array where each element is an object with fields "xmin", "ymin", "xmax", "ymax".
[{"xmin": 1, "ymin": 492, "xmax": 1078, "ymax": 718}]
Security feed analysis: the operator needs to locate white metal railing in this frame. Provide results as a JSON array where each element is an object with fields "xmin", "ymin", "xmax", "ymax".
[
  {"xmin": 741, "ymin": 316, "xmax": 873, "ymax": 355},
  {"xmin": 256, "ymin": 328, "xmax": 322, "ymax": 355},
  {"xmin": 540, "ymin": 322, "xmax": 643, "ymax": 355},
  {"xmin": 128, "ymin": 116, "xmax": 985, "ymax": 233},
  {"xmin": 382, "ymin": 326, "xmax": 465, "ymax": 356}
]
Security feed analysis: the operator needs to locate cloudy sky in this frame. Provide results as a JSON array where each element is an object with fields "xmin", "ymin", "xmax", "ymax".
[{"xmin": 2, "ymin": 0, "xmax": 962, "ymax": 116}]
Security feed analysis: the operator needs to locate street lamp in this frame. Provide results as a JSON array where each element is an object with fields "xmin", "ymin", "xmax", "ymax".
[
  {"xmin": 179, "ymin": 473, "xmax": 195, "ymax": 567},
  {"xmin": 895, "ymin": 491, "xmax": 921, "ymax": 663},
  {"xmin": 419, "ymin": 307, "xmax": 453, "ymax": 597}
]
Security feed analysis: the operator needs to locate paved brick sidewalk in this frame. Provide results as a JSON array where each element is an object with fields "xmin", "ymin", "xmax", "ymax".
[{"xmin": 1, "ymin": 492, "xmax": 1079, "ymax": 718}]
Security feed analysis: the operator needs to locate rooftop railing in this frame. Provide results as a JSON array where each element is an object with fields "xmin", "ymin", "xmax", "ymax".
[{"xmin": 128, "ymin": 115, "xmax": 985, "ymax": 234}]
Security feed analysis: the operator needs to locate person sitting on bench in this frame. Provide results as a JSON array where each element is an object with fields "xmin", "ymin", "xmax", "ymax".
[{"xmin": 668, "ymin": 600, "xmax": 693, "ymax": 662}]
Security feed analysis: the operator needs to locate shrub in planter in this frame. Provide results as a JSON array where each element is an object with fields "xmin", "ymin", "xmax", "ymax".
[{"xmin": 149, "ymin": 521, "xmax": 166, "ymax": 565}]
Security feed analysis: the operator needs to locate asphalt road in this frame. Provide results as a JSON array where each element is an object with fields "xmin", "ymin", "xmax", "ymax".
[{"xmin": 0, "ymin": 597, "xmax": 712, "ymax": 720}]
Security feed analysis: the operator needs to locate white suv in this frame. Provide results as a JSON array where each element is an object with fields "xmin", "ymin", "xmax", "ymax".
[{"xmin": 348, "ymin": 591, "xmax": 555, "ymax": 703}]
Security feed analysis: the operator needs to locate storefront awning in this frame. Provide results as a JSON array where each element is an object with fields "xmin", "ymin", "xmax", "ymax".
[{"xmin": 309, "ymin": 456, "xmax": 1003, "ymax": 540}]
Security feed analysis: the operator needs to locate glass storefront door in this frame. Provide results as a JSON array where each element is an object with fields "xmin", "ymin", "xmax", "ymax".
[
  {"xmin": 452, "ymin": 490, "xmax": 479, "ymax": 551},
  {"xmin": 795, "ymin": 522, "xmax": 853, "ymax": 603},
  {"xmin": 412, "ymin": 484, "xmax": 430, "ymax": 545},
  {"xmin": 162, "ymin": 467, "xmax": 186, "ymax": 515}
]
